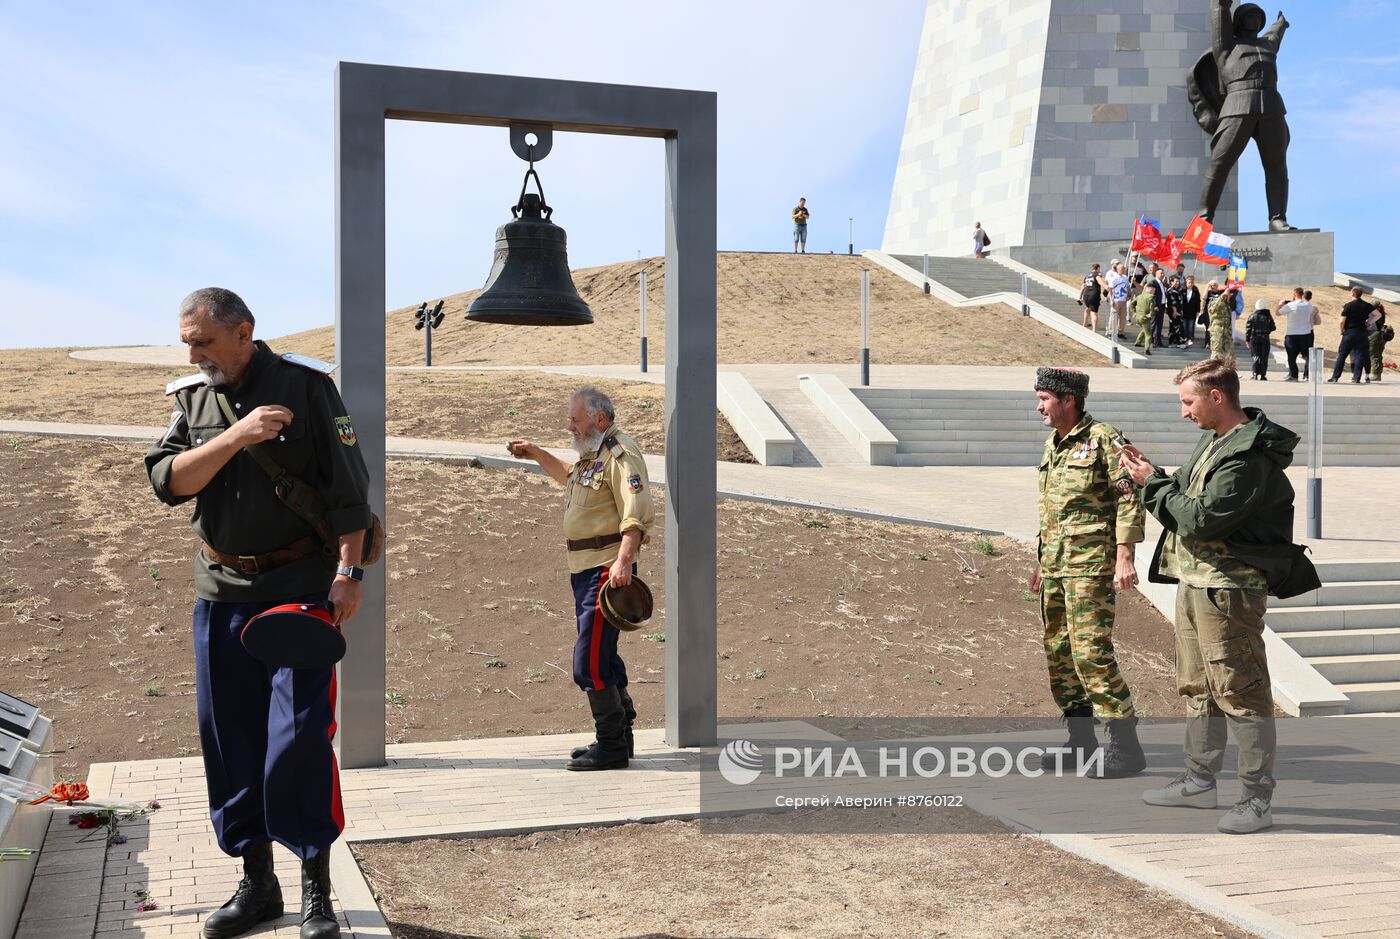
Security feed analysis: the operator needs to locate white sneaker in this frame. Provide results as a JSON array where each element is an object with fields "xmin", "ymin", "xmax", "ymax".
[
  {"xmin": 1142, "ymin": 773, "xmax": 1218, "ymax": 809},
  {"xmin": 1218, "ymin": 796, "xmax": 1273, "ymax": 834}
]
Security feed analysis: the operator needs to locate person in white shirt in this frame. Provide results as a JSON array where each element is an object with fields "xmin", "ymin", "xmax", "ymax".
[
  {"xmin": 1106, "ymin": 261, "xmax": 1131, "ymax": 339},
  {"xmin": 1278, "ymin": 287, "xmax": 1321, "ymax": 381}
]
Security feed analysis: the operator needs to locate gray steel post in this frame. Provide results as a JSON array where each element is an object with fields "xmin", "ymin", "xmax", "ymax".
[
  {"xmin": 1020, "ymin": 271, "xmax": 1030, "ymax": 317},
  {"xmin": 663, "ymin": 102, "xmax": 719, "ymax": 748},
  {"xmin": 425, "ymin": 311, "xmax": 432, "ymax": 367},
  {"xmin": 639, "ymin": 270, "xmax": 648, "ymax": 374},
  {"xmin": 1308, "ymin": 346, "xmax": 1324, "ymax": 539},
  {"xmin": 334, "ymin": 66, "xmax": 388, "ymax": 769},
  {"xmin": 922, "ymin": 253, "xmax": 929, "ymax": 294},
  {"xmin": 860, "ymin": 268, "xmax": 870, "ymax": 386},
  {"xmin": 848, "ymin": 217, "xmax": 853, "ymax": 256}
]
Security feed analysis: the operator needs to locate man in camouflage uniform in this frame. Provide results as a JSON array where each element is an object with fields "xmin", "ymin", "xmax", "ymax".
[
  {"xmin": 1209, "ymin": 283, "xmax": 1240, "ymax": 364},
  {"xmin": 1122, "ymin": 358, "xmax": 1299, "ymax": 834},
  {"xmin": 1031, "ymin": 368, "xmax": 1147, "ymax": 778}
]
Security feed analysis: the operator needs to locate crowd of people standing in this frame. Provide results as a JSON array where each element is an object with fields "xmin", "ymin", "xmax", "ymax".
[{"xmin": 1076, "ymin": 261, "xmax": 1392, "ymax": 381}]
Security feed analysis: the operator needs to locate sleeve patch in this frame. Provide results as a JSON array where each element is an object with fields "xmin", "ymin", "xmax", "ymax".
[
  {"xmin": 335, "ymin": 415, "xmax": 357, "ymax": 446},
  {"xmin": 160, "ymin": 409, "xmax": 184, "ymax": 445},
  {"xmin": 627, "ymin": 473, "xmax": 644, "ymax": 493}
]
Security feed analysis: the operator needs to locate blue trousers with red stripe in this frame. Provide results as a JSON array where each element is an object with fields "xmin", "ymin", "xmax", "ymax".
[
  {"xmin": 192, "ymin": 594, "xmax": 344, "ymax": 861},
  {"xmin": 571, "ymin": 566, "xmax": 630, "ymax": 692}
]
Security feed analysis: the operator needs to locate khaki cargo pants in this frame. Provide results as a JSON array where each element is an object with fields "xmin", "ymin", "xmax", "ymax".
[{"xmin": 1176, "ymin": 584, "xmax": 1276, "ymax": 799}]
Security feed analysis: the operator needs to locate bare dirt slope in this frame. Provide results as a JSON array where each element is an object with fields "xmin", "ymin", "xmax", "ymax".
[
  {"xmin": 276, "ymin": 253, "xmax": 1104, "ymax": 367},
  {"xmin": 0, "ymin": 351, "xmax": 750, "ymax": 460},
  {"xmin": 0, "ymin": 436, "xmax": 1180, "ymax": 780}
]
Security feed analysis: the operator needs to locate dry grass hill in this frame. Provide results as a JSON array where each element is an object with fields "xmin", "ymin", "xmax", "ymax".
[{"xmin": 276, "ymin": 252, "xmax": 1102, "ymax": 367}]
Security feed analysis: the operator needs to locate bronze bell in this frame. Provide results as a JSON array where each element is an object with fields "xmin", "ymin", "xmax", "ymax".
[{"xmin": 465, "ymin": 166, "xmax": 593, "ymax": 326}]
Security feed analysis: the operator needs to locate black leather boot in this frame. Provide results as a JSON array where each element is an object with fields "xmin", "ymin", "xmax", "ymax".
[
  {"xmin": 570, "ymin": 686, "xmax": 636, "ymax": 759},
  {"xmin": 566, "ymin": 687, "xmax": 629, "ymax": 771},
  {"xmin": 202, "ymin": 841, "xmax": 282, "ymax": 939},
  {"xmin": 1039, "ymin": 706, "xmax": 1100, "ymax": 773},
  {"xmin": 1092, "ymin": 716, "xmax": 1147, "ymax": 779},
  {"xmin": 299, "ymin": 852, "xmax": 340, "ymax": 939}
]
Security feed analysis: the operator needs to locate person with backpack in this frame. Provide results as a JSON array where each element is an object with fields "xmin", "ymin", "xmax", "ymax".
[
  {"xmin": 1369, "ymin": 300, "xmax": 1391, "ymax": 383},
  {"xmin": 1245, "ymin": 297, "xmax": 1277, "ymax": 380},
  {"xmin": 973, "ymin": 221, "xmax": 991, "ymax": 258},
  {"xmin": 1079, "ymin": 262, "xmax": 1106, "ymax": 333}
]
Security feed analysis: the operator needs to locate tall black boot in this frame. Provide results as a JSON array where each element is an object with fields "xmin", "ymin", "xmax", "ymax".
[
  {"xmin": 299, "ymin": 852, "xmax": 340, "ymax": 939},
  {"xmin": 1039, "ymin": 706, "xmax": 1100, "ymax": 773},
  {"xmin": 202, "ymin": 841, "xmax": 282, "ymax": 939},
  {"xmin": 1092, "ymin": 716, "xmax": 1147, "ymax": 779},
  {"xmin": 566, "ymin": 687, "xmax": 629, "ymax": 771},
  {"xmin": 570, "ymin": 686, "xmax": 636, "ymax": 759}
]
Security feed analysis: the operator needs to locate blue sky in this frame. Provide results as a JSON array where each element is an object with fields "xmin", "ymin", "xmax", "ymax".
[{"xmin": 1, "ymin": 0, "xmax": 1396, "ymax": 349}]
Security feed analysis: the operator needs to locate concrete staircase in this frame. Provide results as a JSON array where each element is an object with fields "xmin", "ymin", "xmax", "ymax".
[
  {"xmin": 850, "ymin": 388, "xmax": 1400, "ymax": 468},
  {"xmin": 889, "ymin": 254, "xmax": 1201, "ymax": 370},
  {"xmin": 1270, "ymin": 559, "xmax": 1400, "ymax": 713}
]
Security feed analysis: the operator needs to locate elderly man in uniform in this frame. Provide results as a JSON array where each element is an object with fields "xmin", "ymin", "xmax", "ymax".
[
  {"xmin": 1122, "ymin": 358, "xmax": 1303, "ymax": 834},
  {"xmin": 145, "ymin": 288, "xmax": 371, "ymax": 939},
  {"xmin": 1030, "ymin": 368, "xmax": 1147, "ymax": 779},
  {"xmin": 509, "ymin": 385, "xmax": 655, "ymax": 771}
]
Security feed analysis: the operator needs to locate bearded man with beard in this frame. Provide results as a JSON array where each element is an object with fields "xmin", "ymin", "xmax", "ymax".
[
  {"xmin": 508, "ymin": 386, "xmax": 655, "ymax": 771},
  {"xmin": 145, "ymin": 288, "xmax": 371, "ymax": 939}
]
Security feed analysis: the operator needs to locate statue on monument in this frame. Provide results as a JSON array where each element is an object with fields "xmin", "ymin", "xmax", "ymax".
[{"xmin": 1188, "ymin": 1, "xmax": 1296, "ymax": 232}]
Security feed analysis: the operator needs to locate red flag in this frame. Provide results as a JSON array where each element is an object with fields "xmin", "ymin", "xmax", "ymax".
[
  {"xmin": 1180, "ymin": 215, "xmax": 1213, "ymax": 255},
  {"xmin": 1130, "ymin": 215, "xmax": 1162, "ymax": 257},
  {"xmin": 1159, "ymin": 231, "xmax": 1183, "ymax": 268}
]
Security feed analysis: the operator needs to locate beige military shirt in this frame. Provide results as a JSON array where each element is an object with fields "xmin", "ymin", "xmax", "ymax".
[{"xmin": 563, "ymin": 429, "xmax": 655, "ymax": 574}]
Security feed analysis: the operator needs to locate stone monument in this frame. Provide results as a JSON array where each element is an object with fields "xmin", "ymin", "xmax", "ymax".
[{"xmin": 883, "ymin": 0, "xmax": 1333, "ymax": 285}]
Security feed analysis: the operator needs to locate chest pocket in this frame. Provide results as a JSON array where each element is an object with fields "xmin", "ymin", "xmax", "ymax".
[
  {"xmin": 571, "ymin": 472, "xmax": 614, "ymax": 509},
  {"xmin": 265, "ymin": 418, "xmax": 313, "ymax": 474}
]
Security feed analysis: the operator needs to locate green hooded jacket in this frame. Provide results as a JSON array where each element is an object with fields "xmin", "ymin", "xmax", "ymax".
[{"xmin": 1142, "ymin": 407, "xmax": 1305, "ymax": 591}]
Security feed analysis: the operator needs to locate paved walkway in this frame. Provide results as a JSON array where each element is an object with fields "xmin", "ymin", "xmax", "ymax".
[{"xmin": 16, "ymin": 717, "xmax": 1400, "ymax": 938}]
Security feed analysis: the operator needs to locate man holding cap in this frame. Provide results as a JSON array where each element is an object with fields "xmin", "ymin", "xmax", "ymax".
[
  {"xmin": 509, "ymin": 385, "xmax": 655, "ymax": 771},
  {"xmin": 1031, "ymin": 368, "xmax": 1147, "ymax": 778},
  {"xmin": 145, "ymin": 288, "xmax": 372, "ymax": 939}
]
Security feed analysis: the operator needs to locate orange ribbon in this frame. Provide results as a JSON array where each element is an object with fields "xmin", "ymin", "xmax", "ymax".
[{"xmin": 30, "ymin": 782, "xmax": 89, "ymax": 805}]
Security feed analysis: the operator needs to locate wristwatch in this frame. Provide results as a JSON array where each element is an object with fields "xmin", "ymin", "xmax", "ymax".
[{"xmin": 336, "ymin": 565, "xmax": 365, "ymax": 582}]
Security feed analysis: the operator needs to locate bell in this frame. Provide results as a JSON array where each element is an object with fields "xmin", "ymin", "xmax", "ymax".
[{"xmin": 466, "ymin": 188, "xmax": 593, "ymax": 327}]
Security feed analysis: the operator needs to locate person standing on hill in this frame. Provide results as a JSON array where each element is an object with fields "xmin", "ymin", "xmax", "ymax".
[
  {"xmin": 792, "ymin": 198, "xmax": 810, "ymax": 254},
  {"xmin": 1328, "ymin": 287, "xmax": 1375, "ymax": 384}
]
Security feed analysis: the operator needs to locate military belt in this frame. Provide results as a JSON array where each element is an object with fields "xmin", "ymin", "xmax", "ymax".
[
  {"xmin": 567, "ymin": 533, "xmax": 623, "ymax": 552},
  {"xmin": 202, "ymin": 536, "xmax": 322, "ymax": 576}
]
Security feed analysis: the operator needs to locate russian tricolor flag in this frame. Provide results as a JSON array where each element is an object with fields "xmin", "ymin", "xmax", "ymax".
[{"xmin": 1200, "ymin": 232, "xmax": 1234, "ymax": 266}]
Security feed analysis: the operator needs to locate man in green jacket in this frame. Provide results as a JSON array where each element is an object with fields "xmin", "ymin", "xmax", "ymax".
[{"xmin": 1120, "ymin": 357, "xmax": 1297, "ymax": 834}]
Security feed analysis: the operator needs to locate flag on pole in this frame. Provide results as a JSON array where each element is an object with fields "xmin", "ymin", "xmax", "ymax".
[
  {"xmin": 1226, "ymin": 254, "xmax": 1248, "ymax": 288},
  {"xmin": 1201, "ymin": 232, "xmax": 1234, "ymax": 266},
  {"xmin": 1159, "ymin": 231, "xmax": 1183, "ymax": 268},
  {"xmin": 1180, "ymin": 215, "xmax": 1213, "ymax": 255},
  {"xmin": 1130, "ymin": 215, "xmax": 1163, "ymax": 257}
]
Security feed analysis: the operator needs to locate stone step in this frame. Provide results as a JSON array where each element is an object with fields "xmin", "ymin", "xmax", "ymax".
[
  {"xmin": 1306, "ymin": 653, "xmax": 1400, "ymax": 685},
  {"xmin": 1313, "ymin": 560, "xmax": 1400, "ymax": 583},
  {"xmin": 1268, "ymin": 604, "xmax": 1400, "ymax": 632},
  {"xmin": 1281, "ymin": 628, "xmax": 1400, "ymax": 657},
  {"xmin": 1274, "ymin": 581, "xmax": 1400, "ymax": 608},
  {"xmin": 1334, "ymin": 681, "xmax": 1400, "ymax": 713}
]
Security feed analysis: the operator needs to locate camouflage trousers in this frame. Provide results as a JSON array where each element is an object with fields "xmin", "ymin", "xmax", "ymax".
[{"xmin": 1041, "ymin": 576, "xmax": 1135, "ymax": 719}]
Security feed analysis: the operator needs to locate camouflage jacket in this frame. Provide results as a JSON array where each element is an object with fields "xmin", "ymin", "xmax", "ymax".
[{"xmin": 1037, "ymin": 414, "xmax": 1145, "ymax": 579}]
